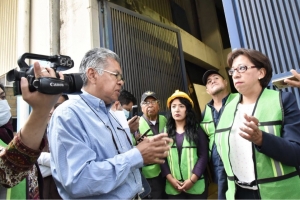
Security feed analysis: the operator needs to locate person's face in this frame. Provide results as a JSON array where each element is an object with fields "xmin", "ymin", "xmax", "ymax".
[
  {"xmin": 141, "ymin": 97, "xmax": 159, "ymax": 119},
  {"xmin": 93, "ymin": 58, "xmax": 124, "ymax": 104},
  {"xmin": 122, "ymin": 101, "xmax": 133, "ymax": 112},
  {"xmin": 231, "ymin": 55, "xmax": 265, "ymax": 95},
  {"xmin": 0, "ymin": 88, "xmax": 5, "ymax": 100},
  {"xmin": 206, "ymin": 74, "xmax": 227, "ymax": 96},
  {"xmin": 170, "ymin": 98, "xmax": 186, "ymax": 122}
]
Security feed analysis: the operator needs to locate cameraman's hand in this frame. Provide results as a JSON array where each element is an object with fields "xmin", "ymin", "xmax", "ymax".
[
  {"xmin": 136, "ymin": 133, "xmax": 172, "ymax": 165},
  {"xmin": 19, "ymin": 62, "xmax": 64, "ymax": 150},
  {"xmin": 21, "ymin": 62, "xmax": 64, "ymax": 112}
]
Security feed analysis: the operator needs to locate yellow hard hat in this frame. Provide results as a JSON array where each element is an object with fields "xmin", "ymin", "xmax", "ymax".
[{"xmin": 167, "ymin": 90, "xmax": 194, "ymax": 108}]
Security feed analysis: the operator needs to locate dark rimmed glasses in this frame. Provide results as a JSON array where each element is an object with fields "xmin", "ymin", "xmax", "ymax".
[{"xmin": 228, "ymin": 65, "xmax": 257, "ymax": 76}]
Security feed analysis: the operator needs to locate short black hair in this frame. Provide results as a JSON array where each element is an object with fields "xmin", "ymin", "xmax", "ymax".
[{"xmin": 118, "ymin": 90, "xmax": 137, "ymax": 106}]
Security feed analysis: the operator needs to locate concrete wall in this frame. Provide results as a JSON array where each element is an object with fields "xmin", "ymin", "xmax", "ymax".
[
  {"xmin": 4, "ymin": 87, "xmax": 17, "ymax": 118},
  {"xmin": 60, "ymin": 0, "xmax": 100, "ymax": 72}
]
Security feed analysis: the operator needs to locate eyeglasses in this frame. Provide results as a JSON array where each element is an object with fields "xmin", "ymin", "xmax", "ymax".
[
  {"xmin": 141, "ymin": 100, "xmax": 159, "ymax": 106},
  {"xmin": 102, "ymin": 69, "xmax": 125, "ymax": 82},
  {"xmin": 228, "ymin": 65, "xmax": 257, "ymax": 76}
]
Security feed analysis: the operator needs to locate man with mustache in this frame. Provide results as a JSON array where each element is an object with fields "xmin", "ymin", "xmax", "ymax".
[
  {"xmin": 48, "ymin": 48, "xmax": 171, "ymax": 199},
  {"xmin": 139, "ymin": 91, "xmax": 167, "ymax": 199},
  {"xmin": 201, "ymin": 70, "xmax": 237, "ymax": 199}
]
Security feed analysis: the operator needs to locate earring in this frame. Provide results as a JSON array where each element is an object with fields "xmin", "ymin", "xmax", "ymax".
[{"xmin": 258, "ymin": 77, "xmax": 261, "ymax": 80}]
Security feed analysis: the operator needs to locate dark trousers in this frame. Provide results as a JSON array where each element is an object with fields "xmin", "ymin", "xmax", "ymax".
[
  {"xmin": 235, "ymin": 184, "xmax": 260, "ymax": 199},
  {"xmin": 144, "ymin": 175, "xmax": 166, "ymax": 199},
  {"xmin": 42, "ymin": 175, "xmax": 62, "ymax": 199}
]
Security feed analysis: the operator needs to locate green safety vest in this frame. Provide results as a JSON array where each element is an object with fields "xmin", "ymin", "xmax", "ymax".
[
  {"xmin": 131, "ymin": 134, "xmax": 137, "ymax": 146},
  {"xmin": 200, "ymin": 93, "xmax": 238, "ymax": 158},
  {"xmin": 0, "ymin": 139, "xmax": 26, "ymax": 199},
  {"xmin": 215, "ymin": 89, "xmax": 300, "ymax": 199},
  {"xmin": 139, "ymin": 115, "xmax": 167, "ymax": 178},
  {"xmin": 165, "ymin": 136, "xmax": 205, "ymax": 195}
]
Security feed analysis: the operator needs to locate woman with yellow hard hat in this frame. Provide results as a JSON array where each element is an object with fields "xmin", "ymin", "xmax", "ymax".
[{"xmin": 160, "ymin": 90, "xmax": 208, "ymax": 199}]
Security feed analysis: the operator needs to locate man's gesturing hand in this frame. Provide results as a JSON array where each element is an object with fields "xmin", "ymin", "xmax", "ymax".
[{"xmin": 137, "ymin": 133, "xmax": 172, "ymax": 164}]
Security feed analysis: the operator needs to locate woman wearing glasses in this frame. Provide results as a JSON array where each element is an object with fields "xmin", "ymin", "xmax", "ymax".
[
  {"xmin": 216, "ymin": 48, "xmax": 300, "ymax": 199},
  {"xmin": 161, "ymin": 90, "xmax": 208, "ymax": 199}
]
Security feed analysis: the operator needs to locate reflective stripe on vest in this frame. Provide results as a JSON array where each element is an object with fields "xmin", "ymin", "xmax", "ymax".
[
  {"xmin": 139, "ymin": 115, "xmax": 167, "ymax": 178},
  {"xmin": 200, "ymin": 105, "xmax": 214, "ymax": 159},
  {"xmin": 215, "ymin": 89, "xmax": 300, "ymax": 199},
  {"xmin": 0, "ymin": 139, "xmax": 26, "ymax": 200},
  {"xmin": 165, "ymin": 136, "xmax": 205, "ymax": 195},
  {"xmin": 201, "ymin": 93, "xmax": 238, "ymax": 159}
]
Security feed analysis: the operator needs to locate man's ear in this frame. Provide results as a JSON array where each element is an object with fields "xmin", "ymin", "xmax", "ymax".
[{"xmin": 86, "ymin": 68, "xmax": 97, "ymax": 84}]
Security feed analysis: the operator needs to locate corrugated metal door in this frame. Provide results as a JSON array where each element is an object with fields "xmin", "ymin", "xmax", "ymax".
[
  {"xmin": 223, "ymin": 0, "xmax": 300, "ymax": 107},
  {"xmin": 98, "ymin": 1, "xmax": 188, "ymax": 112}
]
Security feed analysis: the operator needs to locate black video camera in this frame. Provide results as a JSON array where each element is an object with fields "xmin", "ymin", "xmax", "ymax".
[{"xmin": 6, "ymin": 53, "xmax": 83, "ymax": 95}]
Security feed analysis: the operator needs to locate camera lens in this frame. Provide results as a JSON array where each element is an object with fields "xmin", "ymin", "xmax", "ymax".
[
  {"xmin": 67, "ymin": 59, "xmax": 73, "ymax": 67},
  {"xmin": 60, "ymin": 58, "xmax": 67, "ymax": 66}
]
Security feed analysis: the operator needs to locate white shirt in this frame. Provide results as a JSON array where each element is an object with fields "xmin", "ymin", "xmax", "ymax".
[
  {"xmin": 37, "ymin": 152, "xmax": 52, "ymax": 177},
  {"xmin": 229, "ymin": 103, "xmax": 258, "ymax": 189}
]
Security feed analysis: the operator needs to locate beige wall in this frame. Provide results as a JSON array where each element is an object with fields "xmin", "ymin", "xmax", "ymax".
[
  {"xmin": 60, "ymin": 0, "xmax": 100, "ymax": 73},
  {"xmin": 30, "ymin": 0, "xmax": 52, "ymax": 56},
  {"xmin": 5, "ymin": 87, "xmax": 17, "ymax": 117},
  {"xmin": 194, "ymin": 84, "xmax": 211, "ymax": 112},
  {"xmin": 0, "ymin": 0, "xmax": 18, "ymax": 81}
]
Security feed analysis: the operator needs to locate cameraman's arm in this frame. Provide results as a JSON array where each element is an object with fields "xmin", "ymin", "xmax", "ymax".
[
  {"xmin": 0, "ymin": 62, "xmax": 63, "ymax": 187},
  {"xmin": 18, "ymin": 62, "xmax": 63, "ymax": 149}
]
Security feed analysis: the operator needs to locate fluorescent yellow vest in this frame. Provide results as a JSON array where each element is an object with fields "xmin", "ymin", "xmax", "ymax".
[
  {"xmin": 215, "ymin": 89, "xmax": 300, "ymax": 199},
  {"xmin": 139, "ymin": 115, "xmax": 167, "ymax": 178},
  {"xmin": 201, "ymin": 93, "xmax": 238, "ymax": 158},
  {"xmin": 165, "ymin": 136, "xmax": 205, "ymax": 195}
]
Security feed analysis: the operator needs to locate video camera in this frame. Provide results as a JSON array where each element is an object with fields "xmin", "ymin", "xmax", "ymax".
[{"xmin": 6, "ymin": 53, "xmax": 83, "ymax": 95}]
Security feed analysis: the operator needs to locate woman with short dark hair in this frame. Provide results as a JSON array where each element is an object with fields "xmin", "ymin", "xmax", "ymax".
[{"xmin": 216, "ymin": 48, "xmax": 300, "ymax": 199}]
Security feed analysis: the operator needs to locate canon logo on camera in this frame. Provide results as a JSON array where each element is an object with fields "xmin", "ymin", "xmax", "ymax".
[{"xmin": 50, "ymin": 82, "xmax": 64, "ymax": 87}]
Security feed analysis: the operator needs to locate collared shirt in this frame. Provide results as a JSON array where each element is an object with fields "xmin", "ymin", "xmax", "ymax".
[
  {"xmin": 230, "ymin": 103, "xmax": 257, "ymax": 190},
  {"xmin": 48, "ymin": 91, "xmax": 143, "ymax": 199},
  {"xmin": 207, "ymin": 94, "xmax": 229, "ymax": 127},
  {"xmin": 205, "ymin": 94, "xmax": 229, "ymax": 184}
]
